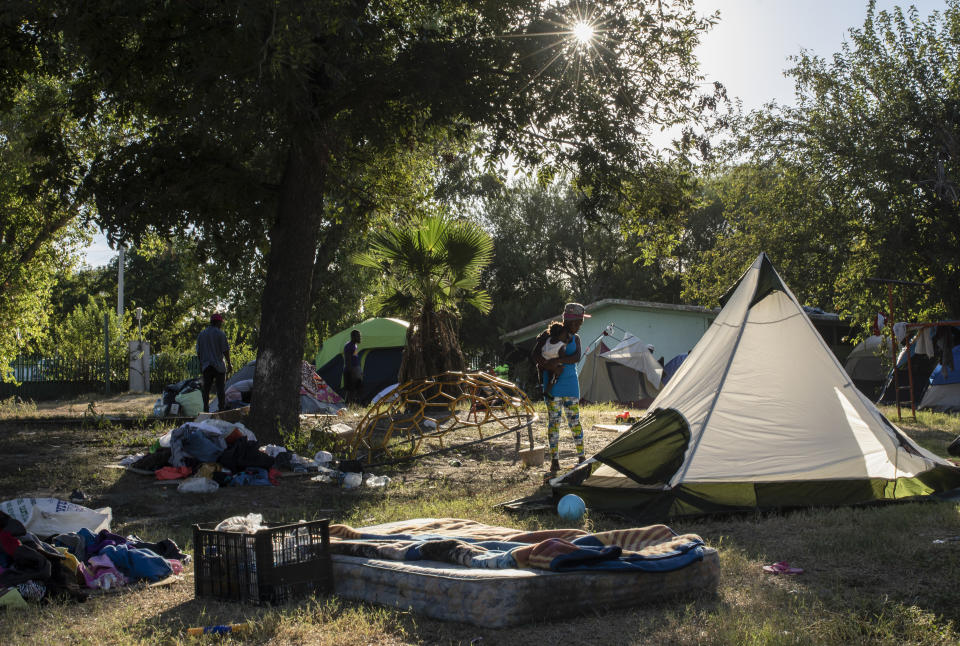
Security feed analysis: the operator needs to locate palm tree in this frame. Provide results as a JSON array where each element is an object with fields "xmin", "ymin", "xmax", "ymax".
[{"xmin": 352, "ymin": 215, "xmax": 493, "ymax": 381}]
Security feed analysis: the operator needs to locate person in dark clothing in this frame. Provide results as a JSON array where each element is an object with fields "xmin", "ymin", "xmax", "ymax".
[
  {"xmin": 343, "ymin": 329, "xmax": 362, "ymax": 404},
  {"xmin": 196, "ymin": 313, "xmax": 232, "ymax": 413}
]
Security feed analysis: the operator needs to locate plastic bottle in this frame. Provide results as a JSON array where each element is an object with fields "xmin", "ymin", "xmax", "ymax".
[
  {"xmin": 364, "ymin": 474, "xmax": 391, "ymax": 488},
  {"xmin": 342, "ymin": 472, "xmax": 362, "ymax": 489}
]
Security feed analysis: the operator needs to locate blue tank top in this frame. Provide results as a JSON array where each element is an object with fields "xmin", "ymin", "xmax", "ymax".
[{"xmin": 543, "ymin": 336, "xmax": 580, "ymax": 399}]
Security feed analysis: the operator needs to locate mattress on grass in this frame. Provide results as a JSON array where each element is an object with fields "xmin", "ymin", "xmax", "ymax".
[{"xmin": 330, "ymin": 518, "xmax": 719, "ymax": 628}]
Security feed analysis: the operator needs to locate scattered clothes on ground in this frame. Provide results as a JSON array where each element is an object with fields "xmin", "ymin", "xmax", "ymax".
[
  {"xmin": 0, "ymin": 510, "xmax": 187, "ymax": 606},
  {"xmin": 99, "ymin": 544, "xmax": 173, "ymax": 582},
  {"xmin": 131, "ymin": 448, "xmax": 173, "ymax": 471},
  {"xmin": 227, "ymin": 468, "xmax": 280, "ymax": 487},
  {"xmin": 123, "ymin": 420, "xmax": 344, "ymax": 492},
  {"xmin": 118, "ymin": 454, "xmax": 145, "ymax": 467},
  {"xmin": 219, "ymin": 438, "xmax": 275, "ymax": 472},
  {"xmin": 260, "ymin": 444, "xmax": 288, "ymax": 458}
]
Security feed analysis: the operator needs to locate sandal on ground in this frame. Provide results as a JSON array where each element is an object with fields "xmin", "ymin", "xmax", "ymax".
[{"xmin": 762, "ymin": 561, "xmax": 804, "ymax": 575}]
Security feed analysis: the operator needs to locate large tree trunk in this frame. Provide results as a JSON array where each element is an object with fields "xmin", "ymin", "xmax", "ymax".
[{"xmin": 248, "ymin": 142, "xmax": 326, "ymax": 444}]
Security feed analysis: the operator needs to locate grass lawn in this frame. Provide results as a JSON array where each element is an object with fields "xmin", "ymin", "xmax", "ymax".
[{"xmin": 1, "ymin": 396, "xmax": 959, "ymax": 645}]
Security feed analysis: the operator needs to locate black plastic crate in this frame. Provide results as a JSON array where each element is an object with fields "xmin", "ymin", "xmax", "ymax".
[{"xmin": 193, "ymin": 519, "xmax": 333, "ymax": 604}]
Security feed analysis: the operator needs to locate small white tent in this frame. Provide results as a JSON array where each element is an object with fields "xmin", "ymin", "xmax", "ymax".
[
  {"xmin": 601, "ymin": 335, "xmax": 663, "ymax": 390},
  {"xmin": 578, "ymin": 333, "xmax": 661, "ymax": 405},
  {"xmin": 844, "ymin": 335, "xmax": 886, "ymax": 398}
]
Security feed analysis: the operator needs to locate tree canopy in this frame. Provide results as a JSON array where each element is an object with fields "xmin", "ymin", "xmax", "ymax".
[{"xmin": 4, "ymin": 0, "xmax": 718, "ymax": 438}]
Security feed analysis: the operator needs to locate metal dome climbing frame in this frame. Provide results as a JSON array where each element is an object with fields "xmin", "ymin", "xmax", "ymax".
[{"xmin": 347, "ymin": 371, "xmax": 538, "ymax": 465}]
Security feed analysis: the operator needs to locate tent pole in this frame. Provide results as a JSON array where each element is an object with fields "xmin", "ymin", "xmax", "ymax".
[{"xmin": 887, "ymin": 284, "xmax": 901, "ymax": 421}]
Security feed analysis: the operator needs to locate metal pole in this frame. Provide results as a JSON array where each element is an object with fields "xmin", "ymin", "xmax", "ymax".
[
  {"xmin": 117, "ymin": 245, "xmax": 125, "ymax": 319},
  {"xmin": 104, "ymin": 313, "xmax": 111, "ymax": 395},
  {"xmin": 888, "ymin": 285, "xmax": 900, "ymax": 421}
]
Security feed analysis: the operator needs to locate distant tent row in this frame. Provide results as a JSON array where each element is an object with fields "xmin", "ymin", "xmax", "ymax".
[
  {"xmin": 846, "ymin": 328, "xmax": 960, "ymax": 413},
  {"xmin": 843, "ymin": 335, "xmax": 886, "ymax": 400},
  {"xmin": 315, "ymin": 318, "xmax": 408, "ymax": 404},
  {"xmin": 555, "ymin": 253, "xmax": 960, "ymax": 518}
]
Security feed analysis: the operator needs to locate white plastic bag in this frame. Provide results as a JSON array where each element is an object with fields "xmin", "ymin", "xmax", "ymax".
[
  {"xmin": 0, "ymin": 498, "xmax": 112, "ymax": 536},
  {"xmin": 177, "ymin": 477, "xmax": 219, "ymax": 494},
  {"xmin": 309, "ymin": 466, "xmax": 339, "ymax": 484},
  {"xmin": 313, "ymin": 450, "xmax": 333, "ymax": 465},
  {"xmin": 342, "ymin": 472, "xmax": 362, "ymax": 489},
  {"xmin": 215, "ymin": 513, "xmax": 265, "ymax": 532}
]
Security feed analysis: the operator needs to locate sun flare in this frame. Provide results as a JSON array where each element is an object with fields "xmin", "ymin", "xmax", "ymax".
[{"xmin": 572, "ymin": 22, "xmax": 594, "ymax": 45}]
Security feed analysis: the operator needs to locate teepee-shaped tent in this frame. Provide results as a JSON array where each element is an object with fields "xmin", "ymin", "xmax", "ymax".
[{"xmin": 556, "ymin": 253, "xmax": 960, "ymax": 518}]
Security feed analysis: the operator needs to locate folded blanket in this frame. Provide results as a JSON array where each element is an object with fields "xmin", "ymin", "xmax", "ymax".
[{"xmin": 329, "ymin": 518, "xmax": 705, "ymax": 573}]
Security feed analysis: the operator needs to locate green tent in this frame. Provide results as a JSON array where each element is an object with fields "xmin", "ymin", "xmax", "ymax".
[
  {"xmin": 315, "ymin": 317, "xmax": 409, "ymax": 369},
  {"xmin": 554, "ymin": 253, "xmax": 960, "ymax": 518}
]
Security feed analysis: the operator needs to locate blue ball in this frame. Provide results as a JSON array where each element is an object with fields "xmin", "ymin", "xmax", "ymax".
[{"xmin": 557, "ymin": 494, "xmax": 586, "ymax": 522}]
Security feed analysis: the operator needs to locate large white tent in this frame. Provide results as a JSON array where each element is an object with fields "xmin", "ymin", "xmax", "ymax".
[{"xmin": 556, "ymin": 253, "xmax": 960, "ymax": 518}]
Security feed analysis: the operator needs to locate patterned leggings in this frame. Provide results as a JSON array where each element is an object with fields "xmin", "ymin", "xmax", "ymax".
[{"xmin": 545, "ymin": 396, "xmax": 585, "ymax": 459}]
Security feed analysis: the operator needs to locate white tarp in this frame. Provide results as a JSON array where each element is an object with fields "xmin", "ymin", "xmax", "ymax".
[{"xmin": 0, "ymin": 498, "xmax": 112, "ymax": 537}]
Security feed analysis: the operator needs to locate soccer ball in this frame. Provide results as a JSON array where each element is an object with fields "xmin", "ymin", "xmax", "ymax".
[{"xmin": 557, "ymin": 494, "xmax": 586, "ymax": 522}]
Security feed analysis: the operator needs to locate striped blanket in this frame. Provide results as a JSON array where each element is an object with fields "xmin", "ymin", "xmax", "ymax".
[{"xmin": 328, "ymin": 518, "xmax": 705, "ymax": 573}]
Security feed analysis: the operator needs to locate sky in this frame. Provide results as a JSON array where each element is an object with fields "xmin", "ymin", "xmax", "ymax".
[
  {"xmin": 694, "ymin": 0, "xmax": 944, "ymax": 111},
  {"xmin": 80, "ymin": 0, "xmax": 948, "ymax": 266}
]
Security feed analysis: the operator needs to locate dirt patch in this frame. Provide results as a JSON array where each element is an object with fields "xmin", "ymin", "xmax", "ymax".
[{"xmin": 6, "ymin": 392, "xmax": 161, "ymax": 418}]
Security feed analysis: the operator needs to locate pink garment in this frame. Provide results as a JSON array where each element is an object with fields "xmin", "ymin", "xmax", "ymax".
[
  {"xmin": 155, "ymin": 466, "xmax": 193, "ymax": 480},
  {"xmin": 83, "ymin": 555, "xmax": 129, "ymax": 590},
  {"xmin": 168, "ymin": 559, "xmax": 183, "ymax": 575}
]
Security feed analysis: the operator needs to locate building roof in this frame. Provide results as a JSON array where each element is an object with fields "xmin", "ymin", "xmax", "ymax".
[
  {"xmin": 500, "ymin": 298, "xmax": 718, "ymax": 343},
  {"xmin": 501, "ymin": 298, "xmax": 843, "ymax": 344}
]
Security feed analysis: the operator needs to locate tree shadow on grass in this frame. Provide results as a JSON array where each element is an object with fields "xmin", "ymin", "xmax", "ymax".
[
  {"xmin": 670, "ymin": 500, "xmax": 960, "ymax": 629},
  {"xmin": 132, "ymin": 577, "xmax": 723, "ymax": 646}
]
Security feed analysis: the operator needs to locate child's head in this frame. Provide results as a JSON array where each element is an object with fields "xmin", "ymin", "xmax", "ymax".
[{"xmin": 548, "ymin": 322, "xmax": 565, "ymax": 339}]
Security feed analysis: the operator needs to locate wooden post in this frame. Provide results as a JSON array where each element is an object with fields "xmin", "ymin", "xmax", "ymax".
[{"xmin": 905, "ymin": 335, "xmax": 917, "ymax": 420}]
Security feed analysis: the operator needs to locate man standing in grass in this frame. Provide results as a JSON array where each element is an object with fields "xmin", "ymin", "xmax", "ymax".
[
  {"xmin": 197, "ymin": 312, "xmax": 232, "ymax": 413},
  {"xmin": 343, "ymin": 329, "xmax": 363, "ymax": 404}
]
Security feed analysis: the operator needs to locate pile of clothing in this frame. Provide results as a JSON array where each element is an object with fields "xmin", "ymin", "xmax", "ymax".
[
  {"xmin": 125, "ymin": 419, "xmax": 332, "ymax": 491},
  {"xmin": 0, "ymin": 510, "xmax": 187, "ymax": 608}
]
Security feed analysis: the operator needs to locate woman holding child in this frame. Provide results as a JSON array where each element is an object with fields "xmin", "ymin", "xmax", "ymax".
[{"xmin": 531, "ymin": 302, "xmax": 589, "ymax": 473}]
